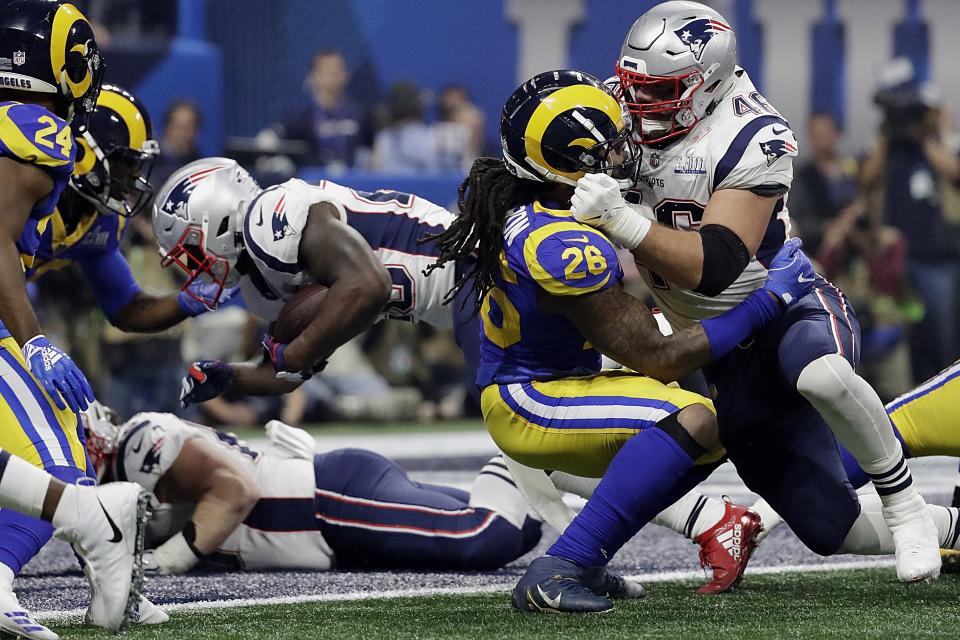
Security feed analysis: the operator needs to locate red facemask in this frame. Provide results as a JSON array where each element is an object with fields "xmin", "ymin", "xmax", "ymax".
[
  {"xmin": 160, "ymin": 225, "xmax": 231, "ymax": 307},
  {"xmin": 615, "ymin": 65, "xmax": 704, "ymax": 144}
]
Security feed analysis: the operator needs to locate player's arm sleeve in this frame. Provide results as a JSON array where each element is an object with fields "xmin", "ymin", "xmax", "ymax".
[
  {"xmin": 714, "ymin": 120, "xmax": 796, "ymax": 193},
  {"xmin": 76, "ymin": 247, "xmax": 143, "ymax": 324},
  {"xmin": 522, "ymin": 225, "xmax": 622, "ymax": 296}
]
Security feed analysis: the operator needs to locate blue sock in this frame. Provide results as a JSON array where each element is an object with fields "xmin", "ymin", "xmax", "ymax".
[
  {"xmin": 547, "ymin": 427, "xmax": 695, "ymax": 567},
  {"xmin": 0, "ymin": 465, "xmax": 85, "ymax": 575}
]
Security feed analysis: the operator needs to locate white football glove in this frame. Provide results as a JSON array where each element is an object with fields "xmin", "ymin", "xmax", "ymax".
[
  {"xmin": 570, "ymin": 173, "xmax": 653, "ymax": 250},
  {"xmin": 265, "ymin": 419, "xmax": 316, "ymax": 460}
]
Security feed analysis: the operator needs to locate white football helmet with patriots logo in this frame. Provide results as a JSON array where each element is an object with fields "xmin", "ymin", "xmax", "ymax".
[
  {"xmin": 152, "ymin": 158, "xmax": 261, "ymax": 307},
  {"xmin": 617, "ymin": 1, "xmax": 738, "ymax": 144}
]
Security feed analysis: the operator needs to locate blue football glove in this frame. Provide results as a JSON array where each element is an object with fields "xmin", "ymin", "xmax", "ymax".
[
  {"xmin": 761, "ymin": 238, "xmax": 816, "ymax": 307},
  {"xmin": 261, "ymin": 335, "xmax": 326, "ymax": 382},
  {"xmin": 179, "ymin": 360, "xmax": 235, "ymax": 409},
  {"xmin": 176, "ymin": 283, "xmax": 242, "ymax": 318},
  {"xmin": 22, "ymin": 335, "xmax": 95, "ymax": 412}
]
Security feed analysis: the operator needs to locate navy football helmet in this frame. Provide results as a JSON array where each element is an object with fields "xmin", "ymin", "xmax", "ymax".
[
  {"xmin": 501, "ymin": 70, "xmax": 639, "ymax": 187},
  {"xmin": 0, "ymin": 0, "xmax": 105, "ymax": 130}
]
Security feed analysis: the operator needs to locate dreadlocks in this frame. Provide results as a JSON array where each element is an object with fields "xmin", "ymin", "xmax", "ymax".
[{"xmin": 424, "ymin": 157, "xmax": 540, "ymax": 309}]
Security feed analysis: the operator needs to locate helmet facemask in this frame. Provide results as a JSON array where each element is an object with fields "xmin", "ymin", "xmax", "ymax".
[
  {"xmin": 160, "ymin": 224, "xmax": 235, "ymax": 308},
  {"xmin": 81, "ymin": 401, "xmax": 122, "ymax": 482},
  {"xmin": 74, "ymin": 132, "xmax": 159, "ymax": 217},
  {"xmin": 575, "ymin": 124, "xmax": 641, "ymax": 188},
  {"xmin": 616, "ymin": 65, "xmax": 705, "ymax": 145}
]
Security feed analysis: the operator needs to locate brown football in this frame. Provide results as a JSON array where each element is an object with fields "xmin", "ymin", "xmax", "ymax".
[{"xmin": 272, "ymin": 284, "xmax": 329, "ymax": 342}]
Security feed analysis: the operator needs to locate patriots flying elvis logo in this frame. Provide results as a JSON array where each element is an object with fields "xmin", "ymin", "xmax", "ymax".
[
  {"xmin": 759, "ymin": 139, "xmax": 797, "ymax": 167},
  {"xmin": 673, "ymin": 18, "xmax": 732, "ymax": 61},
  {"xmin": 271, "ymin": 192, "xmax": 297, "ymax": 241},
  {"xmin": 160, "ymin": 165, "xmax": 228, "ymax": 222}
]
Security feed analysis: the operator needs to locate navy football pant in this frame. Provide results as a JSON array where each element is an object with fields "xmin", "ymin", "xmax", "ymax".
[
  {"xmin": 314, "ymin": 449, "xmax": 541, "ymax": 570},
  {"xmin": 708, "ymin": 280, "xmax": 862, "ymax": 556}
]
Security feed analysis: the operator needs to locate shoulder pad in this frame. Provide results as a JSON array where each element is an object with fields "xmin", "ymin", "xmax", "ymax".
[
  {"xmin": 0, "ymin": 103, "xmax": 75, "ymax": 170},
  {"xmin": 522, "ymin": 221, "xmax": 621, "ymax": 296}
]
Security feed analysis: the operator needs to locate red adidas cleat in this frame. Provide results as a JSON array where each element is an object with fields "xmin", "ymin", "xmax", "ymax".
[{"xmin": 693, "ymin": 499, "xmax": 762, "ymax": 595}]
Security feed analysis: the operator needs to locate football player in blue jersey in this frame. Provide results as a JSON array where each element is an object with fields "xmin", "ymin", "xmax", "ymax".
[
  {"xmin": 0, "ymin": 1, "xmax": 153, "ymax": 635},
  {"xmin": 425, "ymin": 70, "xmax": 816, "ymax": 613}
]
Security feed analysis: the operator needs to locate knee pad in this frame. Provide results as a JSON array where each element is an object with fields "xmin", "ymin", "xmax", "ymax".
[{"xmin": 796, "ymin": 353, "xmax": 857, "ymax": 406}]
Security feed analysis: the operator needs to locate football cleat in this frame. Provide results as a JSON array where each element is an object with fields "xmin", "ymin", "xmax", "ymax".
[
  {"xmin": 0, "ymin": 584, "xmax": 58, "ymax": 640},
  {"xmin": 512, "ymin": 556, "xmax": 614, "ymax": 614},
  {"xmin": 593, "ymin": 572, "xmax": 646, "ymax": 599},
  {"xmin": 53, "ymin": 482, "xmax": 150, "ymax": 633},
  {"xmin": 882, "ymin": 493, "xmax": 941, "ymax": 583},
  {"xmin": 694, "ymin": 498, "xmax": 762, "ymax": 595},
  {"xmin": 130, "ymin": 594, "xmax": 169, "ymax": 625}
]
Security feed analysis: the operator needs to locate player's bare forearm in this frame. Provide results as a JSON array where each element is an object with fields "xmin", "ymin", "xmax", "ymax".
[
  {"xmin": 0, "ymin": 158, "xmax": 53, "ymax": 343},
  {"xmin": 281, "ymin": 278, "xmax": 387, "ymax": 371},
  {"xmin": 631, "ymin": 223, "xmax": 704, "ymax": 289},
  {"xmin": 0, "ymin": 242, "xmax": 42, "ymax": 343},
  {"xmin": 547, "ymin": 285, "xmax": 713, "ymax": 382},
  {"xmin": 112, "ymin": 292, "xmax": 188, "ymax": 332},
  {"xmin": 228, "ymin": 360, "xmax": 302, "ymax": 396}
]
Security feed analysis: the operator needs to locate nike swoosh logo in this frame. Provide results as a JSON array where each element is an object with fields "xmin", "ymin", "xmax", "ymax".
[
  {"xmin": 255, "ymin": 209, "xmax": 264, "ymax": 226},
  {"xmin": 537, "ymin": 585, "xmax": 561, "ymax": 609},
  {"xmin": 98, "ymin": 497, "xmax": 123, "ymax": 543},
  {"xmin": 772, "ymin": 126, "xmax": 788, "ymax": 135},
  {"xmin": 131, "ymin": 436, "xmax": 144, "ymax": 454},
  {"xmin": 797, "ymin": 275, "xmax": 816, "ymax": 283},
  {"xmin": 569, "ymin": 235, "xmax": 591, "ymax": 243}
]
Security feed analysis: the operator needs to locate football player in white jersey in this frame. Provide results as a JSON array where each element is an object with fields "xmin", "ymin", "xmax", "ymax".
[
  {"xmin": 569, "ymin": 0, "xmax": 939, "ymax": 582},
  {"xmin": 81, "ymin": 402, "xmax": 559, "ymax": 575},
  {"xmin": 150, "ymin": 159, "xmax": 480, "ymax": 406}
]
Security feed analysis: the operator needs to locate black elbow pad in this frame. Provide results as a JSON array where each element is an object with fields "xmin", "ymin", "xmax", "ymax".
[{"xmin": 694, "ymin": 224, "xmax": 751, "ymax": 297}]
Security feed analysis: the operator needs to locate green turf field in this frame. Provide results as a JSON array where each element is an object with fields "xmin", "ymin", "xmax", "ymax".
[{"xmin": 53, "ymin": 567, "xmax": 959, "ymax": 639}]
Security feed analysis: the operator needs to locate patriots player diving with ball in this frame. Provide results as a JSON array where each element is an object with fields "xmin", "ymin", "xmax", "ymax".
[
  {"xmin": 570, "ymin": 0, "xmax": 940, "ymax": 583},
  {"xmin": 425, "ymin": 69, "xmax": 816, "ymax": 613}
]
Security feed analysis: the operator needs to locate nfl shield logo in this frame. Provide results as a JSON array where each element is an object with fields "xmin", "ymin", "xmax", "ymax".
[
  {"xmin": 12, "ymin": 51, "xmax": 25, "ymax": 66},
  {"xmin": 649, "ymin": 152, "xmax": 661, "ymax": 168}
]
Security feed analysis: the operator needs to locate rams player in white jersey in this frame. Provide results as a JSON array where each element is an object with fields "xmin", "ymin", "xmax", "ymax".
[
  {"xmin": 569, "ymin": 0, "xmax": 939, "ymax": 582},
  {"xmin": 81, "ymin": 403, "xmax": 546, "ymax": 574}
]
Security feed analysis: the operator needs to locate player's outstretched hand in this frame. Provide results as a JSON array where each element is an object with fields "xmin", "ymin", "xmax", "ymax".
[
  {"xmin": 22, "ymin": 335, "xmax": 95, "ymax": 412},
  {"xmin": 571, "ymin": 173, "xmax": 653, "ymax": 250},
  {"xmin": 261, "ymin": 335, "xmax": 326, "ymax": 383},
  {"xmin": 761, "ymin": 238, "xmax": 815, "ymax": 307},
  {"xmin": 176, "ymin": 283, "xmax": 243, "ymax": 317},
  {"xmin": 179, "ymin": 360, "xmax": 235, "ymax": 408}
]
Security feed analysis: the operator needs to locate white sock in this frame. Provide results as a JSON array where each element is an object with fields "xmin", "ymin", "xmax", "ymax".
[
  {"xmin": 548, "ymin": 471, "xmax": 600, "ymax": 499},
  {"xmin": 0, "ymin": 450, "xmax": 50, "ymax": 519},
  {"xmin": 469, "ymin": 455, "xmax": 530, "ymax": 529},
  {"xmin": 0, "ymin": 564, "xmax": 13, "ymax": 591},
  {"xmin": 50, "ymin": 483, "xmax": 82, "ymax": 530},
  {"xmin": 839, "ymin": 494, "xmax": 960, "ymax": 554},
  {"xmin": 751, "ymin": 498, "xmax": 785, "ymax": 543},
  {"xmin": 797, "ymin": 355, "xmax": 914, "ymax": 502},
  {"xmin": 651, "ymin": 491, "xmax": 726, "ymax": 541}
]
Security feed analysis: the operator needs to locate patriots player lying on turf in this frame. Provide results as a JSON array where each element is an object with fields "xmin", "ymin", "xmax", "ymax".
[
  {"xmin": 84, "ymin": 402, "xmax": 587, "ymax": 577},
  {"xmin": 151, "ymin": 158, "xmax": 482, "ymax": 406},
  {"xmin": 569, "ymin": 1, "xmax": 940, "ymax": 583},
  {"xmin": 423, "ymin": 69, "xmax": 816, "ymax": 613}
]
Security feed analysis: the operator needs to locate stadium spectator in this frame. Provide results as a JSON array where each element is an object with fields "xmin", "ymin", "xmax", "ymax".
[
  {"xmin": 434, "ymin": 84, "xmax": 486, "ymax": 171},
  {"xmin": 267, "ymin": 50, "xmax": 372, "ymax": 169},
  {"xmin": 369, "ymin": 81, "xmax": 440, "ymax": 174},
  {"xmin": 154, "ymin": 99, "xmax": 204, "ymax": 187},
  {"xmin": 860, "ymin": 82, "xmax": 960, "ymax": 382},
  {"xmin": 789, "ymin": 113, "xmax": 861, "ymax": 256}
]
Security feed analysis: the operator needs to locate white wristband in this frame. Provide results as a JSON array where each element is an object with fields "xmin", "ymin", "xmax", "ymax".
[
  {"xmin": 605, "ymin": 204, "xmax": 653, "ymax": 250},
  {"xmin": 153, "ymin": 531, "xmax": 201, "ymax": 574}
]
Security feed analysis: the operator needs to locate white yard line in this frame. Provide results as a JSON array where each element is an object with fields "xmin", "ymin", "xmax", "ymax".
[{"xmin": 34, "ymin": 559, "xmax": 896, "ymax": 623}]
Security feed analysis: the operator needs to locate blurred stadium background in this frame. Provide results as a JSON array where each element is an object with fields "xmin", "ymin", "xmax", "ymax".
[{"xmin": 43, "ymin": 0, "xmax": 960, "ymax": 429}]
